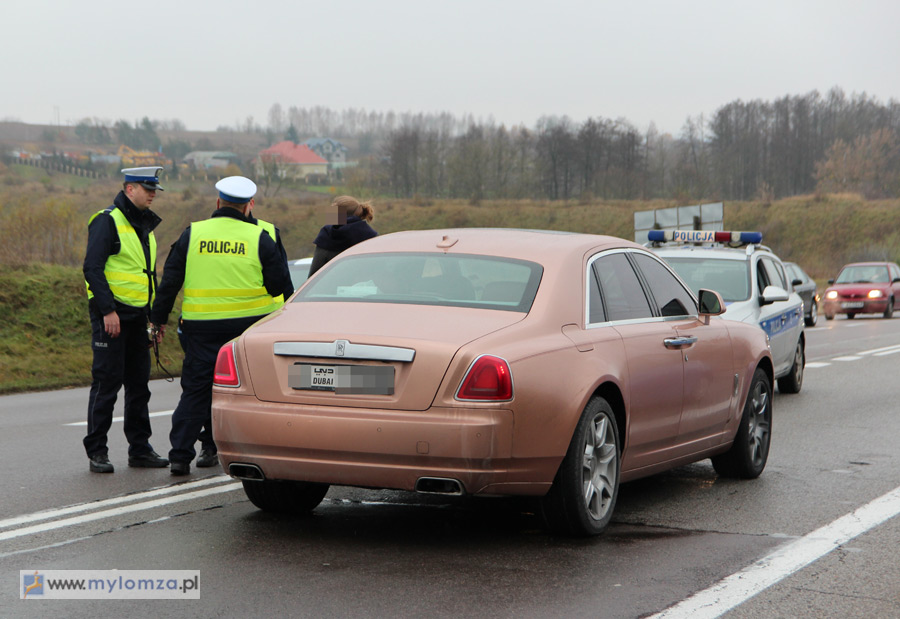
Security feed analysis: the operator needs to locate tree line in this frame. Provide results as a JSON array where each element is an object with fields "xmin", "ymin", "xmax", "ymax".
[
  {"xmin": 372, "ymin": 88, "xmax": 900, "ymax": 202},
  {"xmin": 61, "ymin": 87, "xmax": 900, "ymax": 201}
]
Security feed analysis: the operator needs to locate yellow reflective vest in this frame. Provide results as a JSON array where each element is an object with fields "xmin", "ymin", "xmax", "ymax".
[
  {"xmin": 181, "ymin": 217, "xmax": 278, "ymax": 321},
  {"xmin": 85, "ymin": 206, "xmax": 156, "ymax": 308},
  {"xmin": 256, "ymin": 218, "xmax": 285, "ymax": 308}
]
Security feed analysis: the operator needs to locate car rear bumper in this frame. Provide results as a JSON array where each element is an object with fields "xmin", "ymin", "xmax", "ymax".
[
  {"xmin": 212, "ymin": 393, "xmax": 551, "ymax": 496},
  {"xmin": 823, "ymin": 299, "xmax": 889, "ymax": 315}
]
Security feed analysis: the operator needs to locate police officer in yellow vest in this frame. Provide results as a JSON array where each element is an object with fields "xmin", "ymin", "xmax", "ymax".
[
  {"xmin": 150, "ymin": 176, "xmax": 293, "ymax": 475},
  {"xmin": 246, "ymin": 199, "xmax": 291, "ymax": 306},
  {"xmin": 82, "ymin": 167, "xmax": 170, "ymax": 473}
]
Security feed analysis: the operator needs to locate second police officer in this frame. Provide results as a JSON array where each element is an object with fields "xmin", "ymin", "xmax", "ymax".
[{"xmin": 150, "ymin": 176, "xmax": 293, "ymax": 475}]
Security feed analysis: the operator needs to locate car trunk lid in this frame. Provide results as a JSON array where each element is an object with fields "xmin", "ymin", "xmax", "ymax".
[{"xmin": 242, "ymin": 302, "xmax": 525, "ymax": 410}]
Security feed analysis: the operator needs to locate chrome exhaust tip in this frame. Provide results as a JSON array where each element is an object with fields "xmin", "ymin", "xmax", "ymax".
[
  {"xmin": 229, "ymin": 463, "xmax": 265, "ymax": 481},
  {"xmin": 415, "ymin": 477, "xmax": 464, "ymax": 496}
]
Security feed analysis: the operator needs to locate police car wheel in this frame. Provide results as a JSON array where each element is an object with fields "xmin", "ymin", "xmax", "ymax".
[
  {"xmin": 712, "ymin": 368, "xmax": 772, "ymax": 479},
  {"xmin": 242, "ymin": 479, "xmax": 330, "ymax": 514},
  {"xmin": 777, "ymin": 340, "xmax": 804, "ymax": 394},
  {"xmin": 805, "ymin": 302, "xmax": 817, "ymax": 327},
  {"xmin": 540, "ymin": 397, "xmax": 620, "ymax": 536}
]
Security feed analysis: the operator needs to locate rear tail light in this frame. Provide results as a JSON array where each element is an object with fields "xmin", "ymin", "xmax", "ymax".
[
  {"xmin": 214, "ymin": 342, "xmax": 240, "ymax": 387},
  {"xmin": 456, "ymin": 355, "xmax": 513, "ymax": 401}
]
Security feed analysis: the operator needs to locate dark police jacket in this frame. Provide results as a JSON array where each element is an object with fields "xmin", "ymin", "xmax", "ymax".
[
  {"xmin": 83, "ymin": 191, "xmax": 161, "ymax": 322},
  {"xmin": 150, "ymin": 208, "xmax": 293, "ymax": 334}
]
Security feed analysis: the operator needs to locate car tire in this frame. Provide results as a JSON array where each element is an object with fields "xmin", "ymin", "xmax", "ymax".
[
  {"xmin": 846, "ymin": 313, "xmax": 855, "ymax": 319},
  {"xmin": 825, "ymin": 313, "xmax": 834, "ymax": 320},
  {"xmin": 884, "ymin": 298, "xmax": 894, "ymax": 319},
  {"xmin": 712, "ymin": 367, "xmax": 772, "ymax": 479},
  {"xmin": 805, "ymin": 302, "xmax": 817, "ymax": 327},
  {"xmin": 242, "ymin": 479, "xmax": 330, "ymax": 514},
  {"xmin": 540, "ymin": 397, "xmax": 620, "ymax": 537},
  {"xmin": 777, "ymin": 339, "xmax": 804, "ymax": 394}
]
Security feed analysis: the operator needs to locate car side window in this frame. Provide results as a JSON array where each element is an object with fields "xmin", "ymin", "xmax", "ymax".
[
  {"xmin": 631, "ymin": 253, "xmax": 697, "ymax": 317},
  {"xmin": 756, "ymin": 258, "xmax": 771, "ymax": 292},
  {"xmin": 587, "ymin": 265, "xmax": 606, "ymax": 323},
  {"xmin": 761, "ymin": 257, "xmax": 787, "ymax": 289},
  {"xmin": 591, "ymin": 253, "xmax": 653, "ymax": 322}
]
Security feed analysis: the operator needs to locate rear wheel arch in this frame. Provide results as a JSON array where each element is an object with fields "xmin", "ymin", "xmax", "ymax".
[
  {"xmin": 592, "ymin": 381, "xmax": 626, "ymax": 452},
  {"xmin": 757, "ymin": 355, "xmax": 775, "ymax": 389}
]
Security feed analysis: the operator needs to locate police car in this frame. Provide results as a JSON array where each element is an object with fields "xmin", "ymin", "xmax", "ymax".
[{"xmin": 649, "ymin": 230, "xmax": 805, "ymax": 394}]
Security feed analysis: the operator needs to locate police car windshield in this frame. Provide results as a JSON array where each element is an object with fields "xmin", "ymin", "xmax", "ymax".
[
  {"xmin": 294, "ymin": 252, "xmax": 542, "ymax": 311},
  {"xmin": 835, "ymin": 265, "xmax": 889, "ymax": 284},
  {"xmin": 662, "ymin": 257, "xmax": 750, "ymax": 303}
]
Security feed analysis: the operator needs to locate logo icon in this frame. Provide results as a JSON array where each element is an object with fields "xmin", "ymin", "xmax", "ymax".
[
  {"xmin": 23, "ymin": 571, "xmax": 43, "ymax": 598},
  {"xmin": 335, "ymin": 340, "xmax": 347, "ymax": 357}
]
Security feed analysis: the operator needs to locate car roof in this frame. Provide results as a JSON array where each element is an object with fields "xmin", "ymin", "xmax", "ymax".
[
  {"xmin": 339, "ymin": 228, "xmax": 646, "ymax": 263},
  {"xmin": 651, "ymin": 245, "xmax": 762, "ymax": 261}
]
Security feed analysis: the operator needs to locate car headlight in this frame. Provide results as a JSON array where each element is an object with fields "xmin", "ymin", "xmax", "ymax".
[
  {"xmin": 868, "ymin": 289, "xmax": 884, "ymax": 299},
  {"xmin": 825, "ymin": 290, "xmax": 838, "ymax": 300}
]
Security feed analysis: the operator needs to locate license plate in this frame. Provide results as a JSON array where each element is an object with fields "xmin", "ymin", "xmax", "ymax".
[
  {"xmin": 842, "ymin": 302, "xmax": 864, "ymax": 309},
  {"xmin": 289, "ymin": 363, "xmax": 394, "ymax": 395}
]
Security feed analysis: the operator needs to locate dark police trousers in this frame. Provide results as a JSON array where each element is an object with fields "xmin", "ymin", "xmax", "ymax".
[
  {"xmin": 169, "ymin": 329, "xmax": 239, "ymax": 464},
  {"xmin": 84, "ymin": 312, "xmax": 155, "ymax": 458}
]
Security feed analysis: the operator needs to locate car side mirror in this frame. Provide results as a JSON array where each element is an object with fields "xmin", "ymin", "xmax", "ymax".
[
  {"xmin": 698, "ymin": 289, "xmax": 725, "ymax": 317},
  {"xmin": 760, "ymin": 285, "xmax": 789, "ymax": 305},
  {"xmin": 828, "ymin": 279, "xmax": 835, "ymax": 285},
  {"xmin": 893, "ymin": 277, "xmax": 900, "ymax": 283},
  {"xmin": 792, "ymin": 278, "xmax": 802, "ymax": 287}
]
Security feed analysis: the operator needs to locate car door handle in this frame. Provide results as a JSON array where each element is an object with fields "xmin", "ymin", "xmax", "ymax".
[{"xmin": 664, "ymin": 336, "xmax": 697, "ymax": 349}]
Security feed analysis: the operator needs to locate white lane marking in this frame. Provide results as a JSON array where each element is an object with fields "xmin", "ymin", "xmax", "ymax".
[
  {"xmin": 859, "ymin": 344, "xmax": 900, "ymax": 356},
  {"xmin": 832, "ymin": 356, "xmax": 861, "ymax": 361},
  {"xmin": 64, "ymin": 410, "xmax": 174, "ymax": 427},
  {"xmin": 0, "ymin": 475, "xmax": 231, "ymax": 530},
  {"xmin": 874, "ymin": 349, "xmax": 900, "ymax": 357},
  {"xmin": 804, "ymin": 362, "xmax": 830, "ymax": 368},
  {"xmin": 0, "ymin": 483, "xmax": 241, "ymax": 542},
  {"xmin": 650, "ymin": 484, "xmax": 900, "ymax": 619}
]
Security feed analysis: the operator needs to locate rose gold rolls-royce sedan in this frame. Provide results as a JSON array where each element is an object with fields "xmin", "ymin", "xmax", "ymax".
[{"xmin": 212, "ymin": 228, "xmax": 774, "ymax": 536}]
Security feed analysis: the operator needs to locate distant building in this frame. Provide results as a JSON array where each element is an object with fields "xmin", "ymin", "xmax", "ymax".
[
  {"xmin": 184, "ymin": 151, "xmax": 239, "ymax": 170},
  {"xmin": 90, "ymin": 153, "xmax": 122, "ymax": 165},
  {"xmin": 303, "ymin": 138, "xmax": 348, "ymax": 165},
  {"xmin": 256, "ymin": 141, "xmax": 328, "ymax": 180}
]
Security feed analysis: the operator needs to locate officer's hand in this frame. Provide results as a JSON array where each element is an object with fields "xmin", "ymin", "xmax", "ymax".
[
  {"xmin": 103, "ymin": 311, "xmax": 121, "ymax": 338},
  {"xmin": 150, "ymin": 323, "xmax": 166, "ymax": 344}
]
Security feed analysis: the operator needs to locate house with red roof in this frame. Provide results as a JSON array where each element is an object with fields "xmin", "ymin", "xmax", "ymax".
[{"xmin": 256, "ymin": 141, "xmax": 328, "ymax": 181}]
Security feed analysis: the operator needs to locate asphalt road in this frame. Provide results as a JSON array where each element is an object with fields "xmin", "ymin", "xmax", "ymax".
[{"xmin": 2, "ymin": 315, "xmax": 899, "ymax": 618}]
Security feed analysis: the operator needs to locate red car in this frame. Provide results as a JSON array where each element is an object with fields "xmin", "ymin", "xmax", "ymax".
[
  {"xmin": 212, "ymin": 229, "xmax": 774, "ymax": 536},
  {"xmin": 823, "ymin": 262, "xmax": 900, "ymax": 320}
]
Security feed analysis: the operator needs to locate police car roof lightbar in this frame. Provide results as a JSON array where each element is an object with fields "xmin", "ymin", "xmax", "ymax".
[{"xmin": 647, "ymin": 230, "xmax": 763, "ymax": 245}]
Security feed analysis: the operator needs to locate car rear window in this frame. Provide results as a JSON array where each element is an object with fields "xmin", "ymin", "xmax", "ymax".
[
  {"xmin": 293, "ymin": 252, "xmax": 543, "ymax": 312},
  {"xmin": 662, "ymin": 257, "xmax": 750, "ymax": 303}
]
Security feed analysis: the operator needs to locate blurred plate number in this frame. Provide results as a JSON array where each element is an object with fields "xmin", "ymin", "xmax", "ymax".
[{"xmin": 289, "ymin": 363, "xmax": 394, "ymax": 395}]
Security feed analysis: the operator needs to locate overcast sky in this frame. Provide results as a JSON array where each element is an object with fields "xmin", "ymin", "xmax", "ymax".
[{"xmin": 3, "ymin": 0, "xmax": 898, "ymax": 136}]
